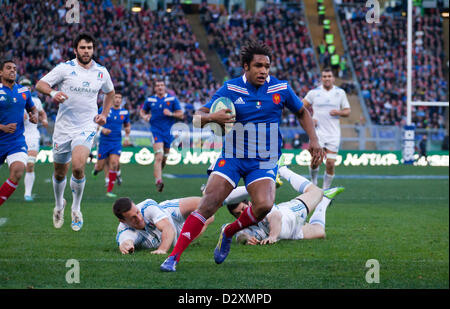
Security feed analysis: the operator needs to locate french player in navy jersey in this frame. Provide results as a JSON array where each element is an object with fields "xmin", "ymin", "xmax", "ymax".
[
  {"xmin": 161, "ymin": 40, "xmax": 324, "ymax": 271},
  {"xmin": 0, "ymin": 59, "xmax": 38, "ymax": 207},
  {"xmin": 140, "ymin": 78, "xmax": 184, "ymax": 192},
  {"xmin": 92, "ymin": 92, "xmax": 130, "ymax": 197}
]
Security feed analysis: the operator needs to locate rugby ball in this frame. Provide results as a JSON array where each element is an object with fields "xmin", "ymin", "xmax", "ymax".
[{"xmin": 209, "ymin": 97, "xmax": 236, "ymax": 135}]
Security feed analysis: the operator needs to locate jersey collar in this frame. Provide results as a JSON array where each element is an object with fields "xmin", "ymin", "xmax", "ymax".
[{"xmin": 321, "ymin": 84, "xmax": 335, "ymax": 92}]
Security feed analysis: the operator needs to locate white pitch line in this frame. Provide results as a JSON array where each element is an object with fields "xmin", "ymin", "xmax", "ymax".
[{"xmin": 0, "ymin": 217, "xmax": 8, "ymax": 227}]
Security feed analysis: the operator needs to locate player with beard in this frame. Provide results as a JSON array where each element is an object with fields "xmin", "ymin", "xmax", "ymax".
[{"xmin": 36, "ymin": 33, "xmax": 115, "ymax": 231}]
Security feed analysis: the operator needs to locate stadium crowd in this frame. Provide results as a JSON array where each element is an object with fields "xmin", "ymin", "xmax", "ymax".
[
  {"xmin": 337, "ymin": 2, "xmax": 448, "ymax": 129},
  {"xmin": 0, "ymin": 0, "xmax": 220, "ymax": 124},
  {"xmin": 200, "ymin": 2, "xmax": 321, "ymax": 127}
]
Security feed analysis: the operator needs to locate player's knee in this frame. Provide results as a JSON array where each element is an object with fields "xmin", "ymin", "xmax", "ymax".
[
  {"xmin": 198, "ymin": 194, "xmax": 223, "ymax": 218},
  {"xmin": 72, "ymin": 166, "xmax": 85, "ymax": 179},
  {"xmin": 252, "ymin": 202, "xmax": 273, "ymax": 220},
  {"xmin": 10, "ymin": 164, "xmax": 25, "ymax": 182}
]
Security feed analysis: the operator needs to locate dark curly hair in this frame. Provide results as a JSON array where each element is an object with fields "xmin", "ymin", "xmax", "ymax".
[{"xmin": 240, "ymin": 40, "xmax": 272, "ymax": 68}]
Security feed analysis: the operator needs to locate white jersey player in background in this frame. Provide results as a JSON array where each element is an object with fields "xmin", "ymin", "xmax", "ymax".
[
  {"xmin": 36, "ymin": 33, "xmax": 115, "ymax": 231},
  {"xmin": 303, "ymin": 68, "xmax": 351, "ymax": 189},
  {"xmin": 113, "ymin": 197, "xmax": 214, "ymax": 255},
  {"xmin": 18, "ymin": 77, "xmax": 48, "ymax": 202}
]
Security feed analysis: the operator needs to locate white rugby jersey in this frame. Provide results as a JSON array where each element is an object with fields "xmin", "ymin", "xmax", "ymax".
[
  {"xmin": 40, "ymin": 59, "xmax": 114, "ymax": 144},
  {"xmin": 116, "ymin": 199, "xmax": 171, "ymax": 249},
  {"xmin": 24, "ymin": 96, "xmax": 43, "ymax": 137},
  {"xmin": 236, "ymin": 200, "xmax": 308, "ymax": 241},
  {"xmin": 304, "ymin": 85, "xmax": 350, "ymax": 139}
]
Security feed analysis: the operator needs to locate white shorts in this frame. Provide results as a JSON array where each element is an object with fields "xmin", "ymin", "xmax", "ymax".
[
  {"xmin": 318, "ymin": 134, "xmax": 340, "ymax": 154},
  {"xmin": 5, "ymin": 152, "xmax": 28, "ymax": 167},
  {"xmin": 52, "ymin": 130, "xmax": 97, "ymax": 164},
  {"xmin": 25, "ymin": 134, "xmax": 40, "ymax": 152}
]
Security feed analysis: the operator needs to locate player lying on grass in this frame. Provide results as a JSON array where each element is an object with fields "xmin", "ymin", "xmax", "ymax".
[
  {"xmin": 113, "ymin": 197, "xmax": 214, "ymax": 255},
  {"xmin": 224, "ymin": 165, "xmax": 344, "ymax": 244}
]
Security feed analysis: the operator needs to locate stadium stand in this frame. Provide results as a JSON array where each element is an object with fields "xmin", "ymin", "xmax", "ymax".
[
  {"xmin": 0, "ymin": 0, "xmax": 220, "ymax": 124},
  {"xmin": 337, "ymin": 1, "xmax": 448, "ymax": 129}
]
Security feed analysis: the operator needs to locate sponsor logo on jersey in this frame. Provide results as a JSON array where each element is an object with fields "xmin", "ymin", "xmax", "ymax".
[
  {"xmin": 234, "ymin": 97, "xmax": 245, "ymax": 105},
  {"xmin": 22, "ymin": 93, "xmax": 27, "ymax": 100}
]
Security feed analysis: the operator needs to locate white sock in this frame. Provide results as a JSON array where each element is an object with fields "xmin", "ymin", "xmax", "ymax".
[
  {"xmin": 105, "ymin": 177, "xmax": 109, "ymax": 184},
  {"xmin": 24, "ymin": 172, "xmax": 35, "ymax": 196},
  {"xmin": 70, "ymin": 175, "xmax": 86, "ymax": 213},
  {"xmin": 224, "ymin": 186, "xmax": 250, "ymax": 204},
  {"xmin": 279, "ymin": 166, "xmax": 312, "ymax": 193},
  {"xmin": 323, "ymin": 172, "xmax": 334, "ymax": 190},
  {"xmin": 309, "ymin": 197, "xmax": 331, "ymax": 228},
  {"xmin": 117, "ymin": 169, "xmax": 121, "ymax": 177},
  {"xmin": 309, "ymin": 166, "xmax": 320, "ymax": 186},
  {"xmin": 53, "ymin": 175, "xmax": 66, "ymax": 210}
]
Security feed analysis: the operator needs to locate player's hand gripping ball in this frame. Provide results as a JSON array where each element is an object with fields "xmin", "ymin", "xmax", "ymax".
[{"xmin": 209, "ymin": 97, "xmax": 236, "ymax": 136}]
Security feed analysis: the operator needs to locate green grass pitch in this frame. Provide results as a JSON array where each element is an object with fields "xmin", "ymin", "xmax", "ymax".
[{"xmin": 0, "ymin": 162, "xmax": 448, "ymax": 289}]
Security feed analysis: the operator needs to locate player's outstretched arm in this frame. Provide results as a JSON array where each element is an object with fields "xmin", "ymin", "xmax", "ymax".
[
  {"xmin": 152, "ymin": 218, "xmax": 176, "ymax": 255},
  {"xmin": 260, "ymin": 211, "xmax": 282, "ymax": 245},
  {"xmin": 295, "ymin": 106, "xmax": 324, "ymax": 167}
]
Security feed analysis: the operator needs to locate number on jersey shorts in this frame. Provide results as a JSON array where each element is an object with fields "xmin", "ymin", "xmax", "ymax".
[{"xmin": 53, "ymin": 130, "xmax": 97, "ymax": 164}]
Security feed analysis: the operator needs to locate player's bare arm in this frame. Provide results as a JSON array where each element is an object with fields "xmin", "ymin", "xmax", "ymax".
[
  {"xmin": 139, "ymin": 108, "xmax": 151, "ymax": 122},
  {"xmin": 330, "ymin": 107, "xmax": 351, "ymax": 117},
  {"xmin": 38, "ymin": 109, "xmax": 48, "ymax": 128},
  {"xmin": 95, "ymin": 90, "xmax": 115, "ymax": 126},
  {"xmin": 195, "ymin": 106, "xmax": 235, "ymax": 127},
  {"xmin": 119, "ymin": 239, "xmax": 135, "ymax": 254},
  {"xmin": 260, "ymin": 210, "xmax": 282, "ymax": 245},
  {"xmin": 295, "ymin": 106, "xmax": 325, "ymax": 166},
  {"xmin": 0, "ymin": 123, "xmax": 17, "ymax": 133},
  {"xmin": 27, "ymin": 105, "xmax": 38, "ymax": 124},
  {"xmin": 152, "ymin": 218, "xmax": 176, "ymax": 255},
  {"xmin": 163, "ymin": 108, "xmax": 184, "ymax": 120},
  {"xmin": 35, "ymin": 80, "xmax": 68, "ymax": 103}
]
